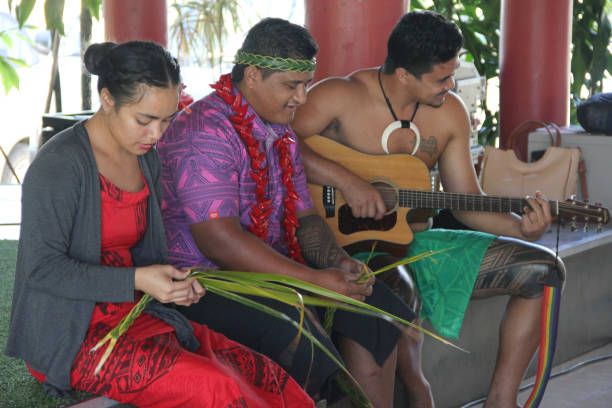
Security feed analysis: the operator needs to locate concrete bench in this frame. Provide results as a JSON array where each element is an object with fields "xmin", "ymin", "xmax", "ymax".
[{"xmin": 392, "ymin": 224, "xmax": 612, "ymax": 407}]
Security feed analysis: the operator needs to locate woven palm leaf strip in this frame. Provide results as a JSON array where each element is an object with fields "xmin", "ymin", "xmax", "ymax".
[{"xmin": 233, "ymin": 51, "xmax": 316, "ymax": 72}]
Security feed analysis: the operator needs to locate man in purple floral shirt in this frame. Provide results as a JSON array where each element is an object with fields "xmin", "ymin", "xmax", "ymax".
[
  {"xmin": 159, "ymin": 75, "xmax": 312, "ymax": 268},
  {"xmin": 158, "ymin": 18, "xmax": 416, "ymax": 406}
]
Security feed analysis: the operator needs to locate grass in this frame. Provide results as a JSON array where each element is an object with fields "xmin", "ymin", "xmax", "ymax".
[{"xmin": 0, "ymin": 239, "xmax": 75, "ymax": 408}]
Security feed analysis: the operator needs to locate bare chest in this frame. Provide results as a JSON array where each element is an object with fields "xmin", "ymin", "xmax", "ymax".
[{"xmin": 329, "ymin": 110, "xmax": 447, "ymax": 170}]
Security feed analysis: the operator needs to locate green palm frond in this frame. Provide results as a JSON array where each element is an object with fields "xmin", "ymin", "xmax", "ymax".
[{"xmin": 92, "ymin": 250, "xmax": 463, "ymax": 406}]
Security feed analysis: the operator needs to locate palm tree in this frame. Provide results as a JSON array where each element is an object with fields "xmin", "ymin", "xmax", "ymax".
[{"xmin": 169, "ymin": 0, "xmax": 241, "ymax": 74}]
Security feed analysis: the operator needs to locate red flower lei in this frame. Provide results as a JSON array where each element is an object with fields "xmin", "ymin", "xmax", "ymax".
[{"xmin": 210, "ymin": 74, "xmax": 304, "ymax": 263}]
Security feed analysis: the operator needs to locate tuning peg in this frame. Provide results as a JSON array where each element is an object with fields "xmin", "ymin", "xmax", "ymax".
[
  {"xmin": 570, "ymin": 221, "xmax": 577, "ymax": 232},
  {"xmin": 569, "ymin": 194, "xmax": 577, "ymax": 202},
  {"xmin": 597, "ymin": 223, "xmax": 603, "ymax": 233},
  {"xmin": 583, "ymin": 224, "xmax": 589, "ymax": 233}
]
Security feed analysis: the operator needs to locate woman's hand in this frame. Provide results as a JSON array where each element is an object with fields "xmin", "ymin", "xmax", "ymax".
[{"xmin": 134, "ymin": 265, "xmax": 205, "ymax": 306}]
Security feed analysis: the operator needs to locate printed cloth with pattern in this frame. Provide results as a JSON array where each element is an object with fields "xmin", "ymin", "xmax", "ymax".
[{"xmin": 29, "ymin": 173, "xmax": 315, "ymax": 408}]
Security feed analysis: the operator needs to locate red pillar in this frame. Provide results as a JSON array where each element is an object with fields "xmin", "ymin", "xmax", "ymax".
[
  {"xmin": 305, "ymin": 0, "xmax": 409, "ymax": 83},
  {"xmin": 103, "ymin": 0, "xmax": 167, "ymax": 47},
  {"xmin": 499, "ymin": 0, "xmax": 572, "ymax": 158}
]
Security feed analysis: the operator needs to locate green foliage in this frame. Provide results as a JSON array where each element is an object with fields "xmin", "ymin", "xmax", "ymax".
[
  {"xmin": 411, "ymin": 0, "xmax": 611, "ymax": 145},
  {"xmin": 15, "ymin": 0, "xmax": 35, "ymax": 27},
  {"xmin": 0, "ymin": 25, "xmax": 25, "ymax": 93},
  {"xmin": 169, "ymin": 0, "xmax": 241, "ymax": 69},
  {"xmin": 1, "ymin": 0, "xmax": 101, "ymax": 93},
  {"xmin": 570, "ymin": 0, "xmax": 611, "ymax": 122},
  {"xmin": 83, "ymin": 0, "xmax": 101, "ymax": 20},
  {"xmin": 44, "ymin": 0, "xmax": 65, "ymax": 35}
]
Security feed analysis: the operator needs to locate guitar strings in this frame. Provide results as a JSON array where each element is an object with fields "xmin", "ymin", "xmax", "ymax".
[{"xmin": 371, "ymin": 185, "xmax": 604, "ymax": 220}]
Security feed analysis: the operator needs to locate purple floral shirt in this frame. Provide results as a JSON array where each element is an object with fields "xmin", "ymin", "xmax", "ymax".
[{"xmin": 157, "ymin": 85, "xmax": 313, "ymax": 269}]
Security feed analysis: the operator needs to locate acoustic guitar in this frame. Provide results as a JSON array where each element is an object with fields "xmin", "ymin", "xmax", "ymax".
[{"xmin": 305, "ymin": 135, "xmax": 610, "ymax": 254}]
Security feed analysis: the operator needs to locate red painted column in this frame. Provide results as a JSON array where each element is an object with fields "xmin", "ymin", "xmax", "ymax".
[
  {"xmin": 499, "ymin": 0, "xmax": 572, "ymax": 158},
  {"xmin": 103, "ymin": 0, "xmax": 167, "ymax": 46},
  {"xmin": 305, "ymin": 0, "xmax": 409, "ymax": 83}
]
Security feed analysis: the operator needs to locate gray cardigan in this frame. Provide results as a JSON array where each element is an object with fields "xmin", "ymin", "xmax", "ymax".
[{"xmin": 4, "ymin": 122, "xmax": 195, "ymax": 394}]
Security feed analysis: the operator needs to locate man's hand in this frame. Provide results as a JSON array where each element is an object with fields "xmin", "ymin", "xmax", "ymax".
[
  {"xmin": 342, "ymin": 176, "xmax": 387, "ymax": 220},
  {"xmin": 335, "ymin": 255, "xmax": 375, "ymax": 284},
  {"xmin": 519, "ymin": 191, "xmax": 551, "ymax": 241},
  {"xmin": 313, "ymin": 255, "xmax": 374, "ymax": 302},
  {"xmin": 316, "ymin": 268, "xmax": 374, "ymax": 302},
  {"xmin": 134, "ymin": 265, "xmax": 206, "ymax": 306}
]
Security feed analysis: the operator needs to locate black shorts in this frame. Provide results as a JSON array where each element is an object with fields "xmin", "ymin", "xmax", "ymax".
[
  {"xmin": 178, "ymin": 280, "xmax": 415, "ymax": 395},
  {"xmin": 326, "ymin": 280, "xmax": 416, "ymax": 366},
  {"xmin": 178, "ymin": 292, "xmax": 340, "ymax": 396}
]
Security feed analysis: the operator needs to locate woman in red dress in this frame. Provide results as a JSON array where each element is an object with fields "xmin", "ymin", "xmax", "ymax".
[{"xmin": 5, "ymin": 40, "xmax": 314, "ymax": 408}]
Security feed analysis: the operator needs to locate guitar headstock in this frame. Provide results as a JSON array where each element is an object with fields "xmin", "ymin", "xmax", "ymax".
[{"xmin": 557, "ymin": 198, "xmax": 610, "ymax": 232}]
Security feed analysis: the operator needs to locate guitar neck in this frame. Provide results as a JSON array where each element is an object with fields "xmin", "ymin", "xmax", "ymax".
[{"xmin": 398, "ymin": 190, "xmax": 552, "ymax": 215}]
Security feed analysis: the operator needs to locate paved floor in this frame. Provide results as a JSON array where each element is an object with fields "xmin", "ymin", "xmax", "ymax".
[{"xmin": 465, "ymin": 341, "xmax": 612, "ymax": 408}]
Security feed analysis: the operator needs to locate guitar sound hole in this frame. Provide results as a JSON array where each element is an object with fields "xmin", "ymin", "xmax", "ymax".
[
  {"xmin": 372, "ymin": 181, "xmax": 397, "ymax": 212},
  {"xmin": 338, "ymin": 205, "xmax": 397, "ymax": 234}
]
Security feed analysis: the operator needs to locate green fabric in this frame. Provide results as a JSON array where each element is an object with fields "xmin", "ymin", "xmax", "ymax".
[
  {"xmin": 354, "ymin": 229, "xmax": 495, "ymax": 339},
  {"xmin": 408, "ymin": 229, "xmax": 495, "ymax": 338}
]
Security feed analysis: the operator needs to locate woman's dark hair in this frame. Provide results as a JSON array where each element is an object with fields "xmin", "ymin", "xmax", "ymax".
[
  {"xmin": 231, "ymin": 18, "xmax": 318, "ymax": 83},
  {"xmin": 383, "ymin": 11, "xmax": 463, "ymax": 78},
  {"xmin": 84, "ymin": 41, "xmax": 181, "ymax": 107}
]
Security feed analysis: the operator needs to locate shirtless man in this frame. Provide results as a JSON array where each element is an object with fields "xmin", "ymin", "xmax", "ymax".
[{"xmin": 292, "ymin": 10, "xmax": 566, "ymax": 408}]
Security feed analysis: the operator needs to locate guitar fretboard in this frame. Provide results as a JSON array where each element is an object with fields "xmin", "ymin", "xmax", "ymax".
[{"xmin": 398, "ymin": 190, "xmax": 545, "ymax": 215}]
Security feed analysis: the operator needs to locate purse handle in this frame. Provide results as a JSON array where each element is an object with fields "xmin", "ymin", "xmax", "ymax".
[
  {"xmin": 507, "ymin": 120, "xmax": 589, "ymax": 201},
  {"xmin": 508, "ymin": 120, "xmax": 562, "ymax": 153}
]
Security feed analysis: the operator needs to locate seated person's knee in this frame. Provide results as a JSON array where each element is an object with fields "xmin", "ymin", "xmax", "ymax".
[{"xmin": 517, "ymin": 257, "xmax": 565, "ymax": 298}]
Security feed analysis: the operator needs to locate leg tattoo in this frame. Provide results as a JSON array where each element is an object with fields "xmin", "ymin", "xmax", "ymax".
[{"xmin": 473, "ymin": 237, "xmax": 566, "ymax": 299}]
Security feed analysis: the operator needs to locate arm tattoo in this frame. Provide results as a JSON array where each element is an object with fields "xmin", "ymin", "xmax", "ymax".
[{"xmin": 296, "ymin": 214, "xmax": 342, "ymax": 269}]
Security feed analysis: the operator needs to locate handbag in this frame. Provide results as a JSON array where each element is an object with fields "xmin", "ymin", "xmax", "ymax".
[
  {"xmin": 479, "ymin": 121, "xmax": 588, "ymax": 201},
  {"xmin": 577, "ymin": 92, "xmax": 612, "ymax": 135}
]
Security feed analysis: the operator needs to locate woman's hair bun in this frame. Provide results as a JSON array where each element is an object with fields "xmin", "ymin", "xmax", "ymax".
[{"xmin": 84, "ymin": 42, "xmax": 117, "ymax": 76}]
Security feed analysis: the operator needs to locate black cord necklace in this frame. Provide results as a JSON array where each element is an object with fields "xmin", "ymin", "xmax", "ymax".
[
  {"xmin": 378, "ymin": 66, "xmax": 420, "ymax": 122},
  {"xmin": 377, "ymin": 66, "xmax": 421, "ymax": 155}
]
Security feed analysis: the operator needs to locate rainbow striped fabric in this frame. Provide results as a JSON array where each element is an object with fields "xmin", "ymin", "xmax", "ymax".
[{"xmin": 524, "ymin": 285, "xmax": 561, "ymax": 408}]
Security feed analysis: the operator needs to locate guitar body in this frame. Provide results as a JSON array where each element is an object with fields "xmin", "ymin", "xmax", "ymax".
[
  {"xmin": 304, "ymin": 136, "xmax": 610, "ymax": 254},
  {"xmin": 305, "ymin": 135, "xmax": 431, "ymax": 251}
]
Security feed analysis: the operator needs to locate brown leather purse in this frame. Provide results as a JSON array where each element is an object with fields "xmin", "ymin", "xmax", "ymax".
[{"xmin": 479, "ymin": 121, "xmax": 588, "ymax": 201}]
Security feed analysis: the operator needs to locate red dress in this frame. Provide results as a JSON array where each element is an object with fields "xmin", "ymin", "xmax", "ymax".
[{"xmin": 30, "ymin": 174, "xmax": 314, "ymax": 408}]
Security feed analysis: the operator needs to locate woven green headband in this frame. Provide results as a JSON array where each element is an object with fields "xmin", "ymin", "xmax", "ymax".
[{"xmin": 233, "ymin": 51, "xmax": 316, "ymax": 73}]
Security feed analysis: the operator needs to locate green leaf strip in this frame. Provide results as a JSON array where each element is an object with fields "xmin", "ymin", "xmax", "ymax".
[{"xmin": 233, "ymin": 51, "xmax": 316, "ymax": 72}]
